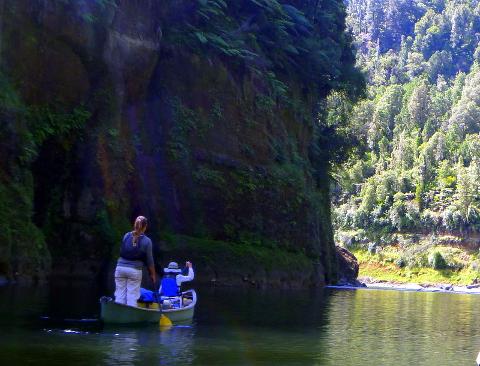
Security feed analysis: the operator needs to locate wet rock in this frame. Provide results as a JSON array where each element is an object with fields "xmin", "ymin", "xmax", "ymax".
[
  {"xmin": 336, "ymin": 246, "xmax": 359, "ymax": 283},
  {"xmin": 336, "ymin": 277, "xmax": 366, "ymax": 288}
]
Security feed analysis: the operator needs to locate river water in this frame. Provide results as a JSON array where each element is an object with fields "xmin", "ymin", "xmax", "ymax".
[{"xmin": 1, "ymin": 283, "xmax": 480, "ymax": 365}]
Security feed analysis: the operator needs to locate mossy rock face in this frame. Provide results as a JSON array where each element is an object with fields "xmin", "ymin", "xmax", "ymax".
[
  {"xmin": 0, "ymin": 0, "xmax": 359, "ymax": 285},
  {"xmin": 159, "ymin": 234, "xmax": 326, "ymax": 288},
  {"xmin": 0, "ymin": 178, "xmax": 51, "ymax": 282}
]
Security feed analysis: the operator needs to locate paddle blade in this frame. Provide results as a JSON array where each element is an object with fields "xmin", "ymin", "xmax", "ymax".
[{"xmin": 159, "ymin": 314, "xmax": 172, "ymax": 327}]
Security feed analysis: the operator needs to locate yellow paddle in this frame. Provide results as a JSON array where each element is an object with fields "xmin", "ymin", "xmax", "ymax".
[{"xmin": 159, "ymin": 314, "xmax": 172, "ymax": 327}]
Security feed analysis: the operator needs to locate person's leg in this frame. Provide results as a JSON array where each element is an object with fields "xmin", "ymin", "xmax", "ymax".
[
  {"xmin": 126, "ymin": 268, "xmax": 142, "ymax": 307},
  {"xmin": 114, "ymin": 266, "xmax": 127, "ymax": 304}
]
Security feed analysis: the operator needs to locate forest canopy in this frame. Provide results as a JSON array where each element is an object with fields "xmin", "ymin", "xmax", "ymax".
[{"xmin": 335, "ymin": 0, "xmax": 480, "ymax": 245}]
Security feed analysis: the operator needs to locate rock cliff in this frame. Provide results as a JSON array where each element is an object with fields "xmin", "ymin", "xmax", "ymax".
[{"xmin": 0, "ymin": 0, "xmax": 362, "ymax": 286}]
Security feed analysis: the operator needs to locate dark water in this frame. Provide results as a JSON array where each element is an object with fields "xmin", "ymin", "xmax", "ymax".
[{"xmin": 1, "ymin": 283, "xmax": 480, "ymax": 366}]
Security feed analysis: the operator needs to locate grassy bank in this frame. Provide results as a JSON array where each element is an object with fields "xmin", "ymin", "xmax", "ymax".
[{"xmin": 352, "ymin": 246, "xmax": 480, "ymax": 285}]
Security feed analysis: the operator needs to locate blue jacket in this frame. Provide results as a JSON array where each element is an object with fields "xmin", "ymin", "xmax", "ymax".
[{"xmin": 160, "ymin": 276, "xmax": 180, "ymax": 297}]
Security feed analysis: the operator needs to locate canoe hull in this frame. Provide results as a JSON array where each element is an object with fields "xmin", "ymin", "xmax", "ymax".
[
  {"xmin": 163, "ymin": 306, "xmax": 194, "ymax": 323},
  {"xmin": 100, "ymin": 289, "xmax": 197, "ymax": 325},
  {"xmin": 100, "ymin": 297, "xmax": 162, "ymax": 324}
]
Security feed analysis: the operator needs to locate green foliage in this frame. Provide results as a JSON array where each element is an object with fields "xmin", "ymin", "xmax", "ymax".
[
  {"xmin": 21, "ymin": 105, "xmax": 90, "ymax": 164},
  {"xmin": 164, "ymin": 0, "xmax": 364, "ymax": 99},
  {"xmin": 193, "ymin": 166, "xmax": 226, "ymax": 188},
  {"xmin": 334, "ymin": 0, "xmax": 480, "ymax": 241},
  {"xmin": 59, "ymin": 0, "xmax": 118, "ymax": 22},
  {"xmin": 166, "ymin": 98, "xmax": 207, "ymax": 161},
  {"xmin": 428, "ymin": 251, "xmax": 447, "ymax": 270},
  {"xmin": 395, "ymin": 257, "xmax": 407, "ymax": 268}
]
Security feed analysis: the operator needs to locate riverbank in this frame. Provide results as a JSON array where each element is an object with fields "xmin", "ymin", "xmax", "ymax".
[
  {"xmin": 365, "ymin": 281, "xmax": 480, "ymax": 294},
  {"xmin": 351, "ymin": 247, "xmax": 480, "ymax": 285},
  {"xmin": 334, "ymin": 246, "xmax": 480, "ymax": 294},
  {"xmin": 331, "ymin": 279, "xmax": 480, "ymax": 295}
]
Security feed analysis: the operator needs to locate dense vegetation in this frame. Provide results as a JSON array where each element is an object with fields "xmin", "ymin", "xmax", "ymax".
[
  {"xmin": 0, "ymin": 0, "xmax": 362, "ymax": 284},
  {"xmin": 335, "ymin": 0, "xmax": 480, "ymax": 274}
]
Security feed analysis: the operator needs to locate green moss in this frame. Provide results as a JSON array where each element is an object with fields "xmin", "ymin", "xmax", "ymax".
[
  {"xmin": 0, "ymin": 72, "xmax": 23, "ymax": 109},
  {"xmin": 193, "ymin": 166, "xmax": 226, "ymax": 188},
  {"xmin": 21, "ymin": 105, "xmax": 90, "ymax": 164},
  {"xmin": 0, "ymin": 71, "xmax": 91, "ymax": 279},
  {"xmin": 161, "ymin": 232, "xmax": 313, "ymax": 274},
  {"xmin": 0, "ymin": 179, "xmax": 51, "ymax": 279},
  {"xmin": 166, "ymin": 98, "xmax": 215, "ymax": 162}
]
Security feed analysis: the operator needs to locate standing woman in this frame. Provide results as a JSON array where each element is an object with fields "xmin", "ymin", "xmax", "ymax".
[{"xmin": 114, "ymin": 216, "xmax": 157, "ymax": 307}]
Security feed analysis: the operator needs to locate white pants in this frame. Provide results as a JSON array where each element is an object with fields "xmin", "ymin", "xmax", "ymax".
[{"xmin": 114, "ymin": 266, "xmax": 142, "ymax": 307}]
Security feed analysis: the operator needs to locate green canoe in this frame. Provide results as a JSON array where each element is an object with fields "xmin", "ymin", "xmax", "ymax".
[
  {"xmin": 100, "ymin": 297, "xmax": 162, "ymax": 324},
  {"xmin": 100, "ymin": 289, "xmax": 197, "ymax": 324}
]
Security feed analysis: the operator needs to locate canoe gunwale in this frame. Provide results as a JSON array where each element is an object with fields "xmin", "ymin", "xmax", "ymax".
[{"xmin": 100, "ymin": 298, "xmax": 162, "ymax": 312}]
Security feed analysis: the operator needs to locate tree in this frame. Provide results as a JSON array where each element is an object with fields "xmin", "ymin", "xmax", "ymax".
[
  {"xmin": 368, "ymin": 85, "xmax": 403, "ymax": 150},
  {"xmin": 448, "ymin": 68, "xmax": 480, "ymax": 137},
  {"xmin": 391, "ymin": 130, "xmax": 417, "ymax": 171},
  {"xmin": 427, "ymin": 50, "xmax": 454, "ymax": 80},
  {"xmin": 455, "ymin": 161, "xmax": 474, "ymax": 218},
  {"xmin": 408, "ymin": 80, "xmax": 430, "ymax": 129}
]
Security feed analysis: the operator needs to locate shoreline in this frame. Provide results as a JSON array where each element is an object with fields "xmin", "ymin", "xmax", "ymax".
[{"xmin": 330, "ymin": 277, "xmax": 480, "ymax": 294}]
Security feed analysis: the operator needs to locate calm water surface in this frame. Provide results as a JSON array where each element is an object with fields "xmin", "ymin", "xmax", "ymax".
[{"xmin": 1, "ymin": 283, "xmax": 480, "ymax": 365}]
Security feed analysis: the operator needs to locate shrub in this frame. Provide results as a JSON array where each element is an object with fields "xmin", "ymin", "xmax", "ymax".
[
  {"xmin": 428, "ymin": 251, "xmax": 447, "ymax": 269},
  {"xmin": 395, "ymin": 257, "xmax": 407, "ymax": 268},
  {"xmin": 471, "ymin": 260, "xmax": 480, "ymax": 272}
]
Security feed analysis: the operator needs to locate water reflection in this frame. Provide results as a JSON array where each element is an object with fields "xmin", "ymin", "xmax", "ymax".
[
  {"xmin": 0, "ymin": 285, "xmax": 48, "ymax": 327},
  {"xmin": 4, "ymin": 283, "xmax": 480, "ymax": 365},
  {"xmin": 104, "ymin": 331, "xmax": 139, "ymax": 365},
  {"xmin": 159, "ymin": 326, "xmax": 195, "ymax": 363},
  {"xmin": 103, "ymin": 326, "xmax": 195, "ymax": 366},
  {"xmin": 188, "ymin": 287, "xmax": 332, "ymax": 366},
  {"xmin": 316, "ymin": 289, "xmax": 480, "ymax": 366}
]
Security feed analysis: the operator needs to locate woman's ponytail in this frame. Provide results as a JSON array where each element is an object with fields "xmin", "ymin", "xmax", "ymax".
[{"xmin": 132, "ymin": 216, "xmax": 148, "ymax": 246}]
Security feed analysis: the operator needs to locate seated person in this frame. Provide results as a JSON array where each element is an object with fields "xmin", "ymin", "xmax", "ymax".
[{"xmin": 159, "ymin": 261, "xmax": 194, "ymax": 301}]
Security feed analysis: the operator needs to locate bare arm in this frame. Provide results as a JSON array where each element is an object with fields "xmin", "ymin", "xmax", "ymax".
[{"xmin": 148, "ymin": 265, "xmax": 157, "ymax": 284}]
